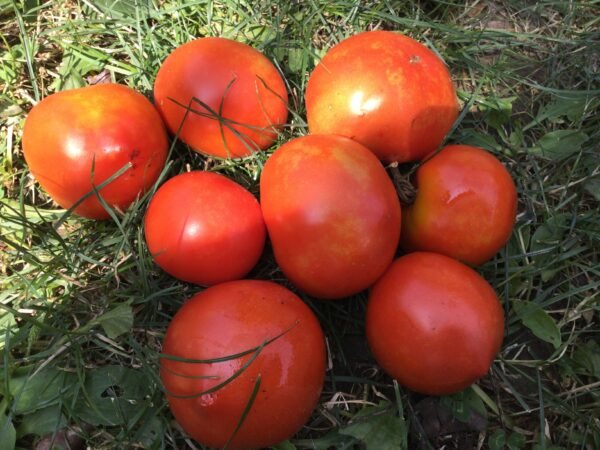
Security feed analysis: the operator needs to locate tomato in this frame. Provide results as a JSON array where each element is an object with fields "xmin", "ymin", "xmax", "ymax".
[
  {"xmin": 153, "ymin": 37, "xmax": 288, "ymax": 159},
  {"xmin": 144, "ymin": 171, "xmax": 265, "ymax": 286},
  {"xmin": 260, "ymin": 134, "xmax": 401, "ymax": 299},
  {"xmin": 305, "ymin": 30, "xmax": 459, "ymax": 163},
  {"xmin": 366, "ymin": 252, "xmax": 504, "ymax": 396},
  {"xmin": 160, "ymin": 280, "xmax": 326, "ymax": 450},
  {"xmin": 22, "ymin": 84, "xmax": 168, "ymax": 219},
  {"xmin": 401, "ymin": 144, "xmax": 517, "ymax": 265}
]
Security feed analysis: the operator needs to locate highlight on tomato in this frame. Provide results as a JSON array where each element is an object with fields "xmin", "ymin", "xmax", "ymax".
[
  {"xmin": 401, "ymin": 144, "xmax": 517, "ymax": 265},
  {"xmin": 154, "ymin": 37, "xmax": 288, "ymax": 158},
  {"xmin": 22, "ymin": 83, "xmax": 168, "ymax": 219},
  {"xmin": 260, "ymin": 134, "xmax": 401, "ymax": 299},
  {"xmin": 144, "ymin": 171, "xmax": 266, "ymax": 286},
  {"xmin": 366, "ymin": 252, "xmax": 505, "ymax": 396},
  {"xmin": 160, "ymin": 280, "xmax": 326, "ymax": 450},
  {"xmin": 306, "ymin": 30, "xmax": 459, "ymax": 163}
]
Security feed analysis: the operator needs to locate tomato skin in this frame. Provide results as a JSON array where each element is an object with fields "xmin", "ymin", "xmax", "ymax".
[
  {"xmin": 144, "ymin": 171, "xmax": 265, "ymax": 286},
  {"xmin": 306, "ymin": 30, "xmax": 459, "ymax": 163},
  {"xmin": 401, "ymin": 145, "xmax": 517, "ymax": 265},
  {"xmin": 260, "ymin": 134, "xmax": 401, "ymax": 299},
  {"xmin": 366, "ymin": 252, "xmax": 504, "ymax": 396},
  {"xmin": 153, "ymin": 37, "xmax": 288, "ymax": 158},
  {"xmin": 22, "ymin": 84, "xmax": 168, "ymax": 219},
  {"xmin": 160, "ymin": 280, "xmax": 326, "ymax": 450}
]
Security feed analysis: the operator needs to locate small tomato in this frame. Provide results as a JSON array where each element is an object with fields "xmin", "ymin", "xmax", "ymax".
[
  {"xmin": 401, "ymin": 144, "xmax": 517, "ymax": 265},
  {"xmin": 144, "ymin": 171, "xmax": 266, "ymax": 286}
]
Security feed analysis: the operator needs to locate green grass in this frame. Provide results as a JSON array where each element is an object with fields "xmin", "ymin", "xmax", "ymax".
[{"xmin": 1, "ymin": 0, "xmax": 599, "ymax": 449}]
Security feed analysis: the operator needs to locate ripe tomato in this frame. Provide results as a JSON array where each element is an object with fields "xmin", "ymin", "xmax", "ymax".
[
  {"xmin": 260, "ymin": 134, "xmax": 401, "ymax": 299},
  {"xmin": 306, "ymin": 30, "xmax": 459, "ymax": 163},
  {"xmin": 22, "ymin": 84, "xmax": 168, "ymax": 219},
  {"xmin": 144, "ymin": 171, "xmax": 265, "ymax": 286},
  {"xmin": 401, "ymin": 145, "xmax": 517, "ymax": 265},
  {"xmin": 154, "ymin": 37, "xmax": 288, "ymax": 159},
  {"xmin": 160, "ymin": 280, "xmax": 326, "ymax": 450},
  {"xmin": 366, "ymin": 252, "xmax": 504, "ymax": 396}
]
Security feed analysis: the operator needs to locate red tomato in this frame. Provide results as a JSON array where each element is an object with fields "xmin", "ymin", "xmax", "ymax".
[
  {"xmin": 22, "ymin": 84, "xmax": 168, "ymax": 219},
  {"xmin": 153, "ymin": 37, "xmax": 288, "ymax": 159},
  {"xmin": 260, "ymin": 134, "xmax": 401, "ymax": 299},
  {"xmin": 366, "ymin": 252, "xmax": 504, "ymax": 396},
  {"xmin": 306, "ymin": 30, "xmax": 459, "ymax": 163},
  {"xmin": 160, "ymin": 280, "xmax": 326, "ymax": 450},
  {"xmin": 401, "ymin": 145, "xmax": 517, "ymax": 265},
  {"xmin": 144, "ymin": 171, "xmax": 265, "ymax": 286}
]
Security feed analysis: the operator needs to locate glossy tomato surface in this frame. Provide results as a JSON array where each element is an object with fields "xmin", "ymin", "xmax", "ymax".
[
  {"xmin": 161, "ymin": 280, "xmax": 326, "ymax": 450},
  {"xmin": 260, "ymin": 134, "xmax": 401, "ymax": 299},
  {"xmin": 306, "ymin": 30, "xmax": 459, "ymax": 163},
  {"xmin": 22, "ymin": 83, "xmax": 168, "ymax": 219},
  {"xmin": 154, "ymin": 37, "xmax": 288, "ymax": 158},
  {"xmin": 401, "ymin": 145, "xmax": 517, "ymax": 265},
  {"xmin": 366, "ymin": 252, "xmax": 505, "ymax": 396},
  {"xmin": 144, "ymin": 171, "xmax": 265, "ymax": 286}
]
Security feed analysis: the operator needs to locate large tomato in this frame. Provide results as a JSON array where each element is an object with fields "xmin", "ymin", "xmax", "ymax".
[
  {"xmin": 144, "ymin": 171, "xmax": 265, "ymax": 286},
  {"xmin": 154, "ymin": 37, "xmax": 288, "ymax": 158},
  {"xmin": 22, "ymin": 84, "xmax": 168, "ymax": 219},
  {"xmin": 401, "ymin": 144, "xmax": 517, "ymax": 265},
  {"xmin": 260, "ymin": 134, "xmax": 401, "ymax": 299},
  {"xmin": 160, "ymin": 280, "xmax": 326, "ymax": 450},
  {"xmin": 366, "ymin": 252, "xmax": 505, "ymax": 396},
  {"xmin": 306, "ymin": 30, "xmax": 459, "ymax": 163}
]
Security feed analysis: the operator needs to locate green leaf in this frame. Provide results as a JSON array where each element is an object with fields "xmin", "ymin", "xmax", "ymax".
[
  {"xmin": 339, "ymin": 403, "xmax": 405, "ymax": 450},
  {"xmin": 531, "ymin": 215, "xmax": 567, "ymax": 249},
  {"xmin": 288, "ymin": 48, "xmax": 307, "ymax": 74},
  {"xmin": 531, "ymin": 130, "xmax": 589, "ymax": 160},
  {"xmin": 9, "ymin": 368, "xmax": 76, "ymax": 414},
  {"xmin": 0, "ymin": 0, "xmax": 12, "ymax": 16},
  {"xmin": 571, "ymin": 340, "xmax": 600, "ymax": 379},
  {"xmin": 50, "ymin": 48, "xmax": 106, "ymax": 92},
  {"xmin": 85, "ymin": 0, "xmax": 151, "ymax": 20},
  {"xmin": 513, "ymin": 301, "xmax": 561, "ymax": 349},
  {"xmin": 74, "ymin": 365, "xmax": 152, "ymax": 426},
  {"xmin": 507, "ymin": 432, "xmax": 526, "ymax": 450},
  {"xmin": 530, "ymin": 214, "xmax": 568, "ymax": 281},
  {"xmin": 293, "ymin": 429, "xmax": 356, "ymax": 449},
  {"xmin": 584, "ymin": 176, "xmax": 600, "ymax": 201},
  {"xmin": 97, "ymin": 303, "xmax": 133, "ymax": 339},
  {"xmin": 16, "ymin": 405, "xmax": 67, "ymax": 437},
  {"xmin": 241, "ymin": 25, "xmax": 275, "ymax": 43},
  {"xmin": 535, "ymin": 96, "xmax": 588, "ymax": 124},
  {"xmin": 440, "ymin": 387, "xmax": 487, "ymax": 426},
  {"xmin": 0, "ymin": 102, "xmax": 23, "ymax": 119},
  {"xmin": 135, "ymin": 416, "xmax": 164, "ymax": 449},
  {"xmin": 509, "ymin": 127, "xmax": 525, "ymax": 149},
  {"xmin": 567, "ymin": 428, "xmax": 600, "ymax": 447},
  {"xmin": 456, "ymin": 128, "xmax": 501, "ymax": 152},
  {"xmin": 480, "ymin": 96, "xmax": 517, "ymax": 129},
  {"xmin": 0, "ymin": 415, "xmax": 16, "ymax": 450},
  {"xmin": 489, "ymin": 429, "xmax": 506, "ymax": 450},
  {"xmin": 0, "ymin": 313, "xmax": 16, "ymax": 350},
  {"xmin": 273, "ymin": 441, "xmax": 297, "ymax": 450}
]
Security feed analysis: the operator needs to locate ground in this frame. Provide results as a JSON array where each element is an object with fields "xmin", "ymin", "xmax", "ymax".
[{"xmin": 0, "ymin": 1, "xmax": 599, "ymax": 449}]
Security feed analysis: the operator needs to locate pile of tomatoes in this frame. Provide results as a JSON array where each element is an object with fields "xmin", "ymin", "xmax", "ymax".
[{"xmin": 22, "ymin": 31, "xmax": 517, "ymax": 449}]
